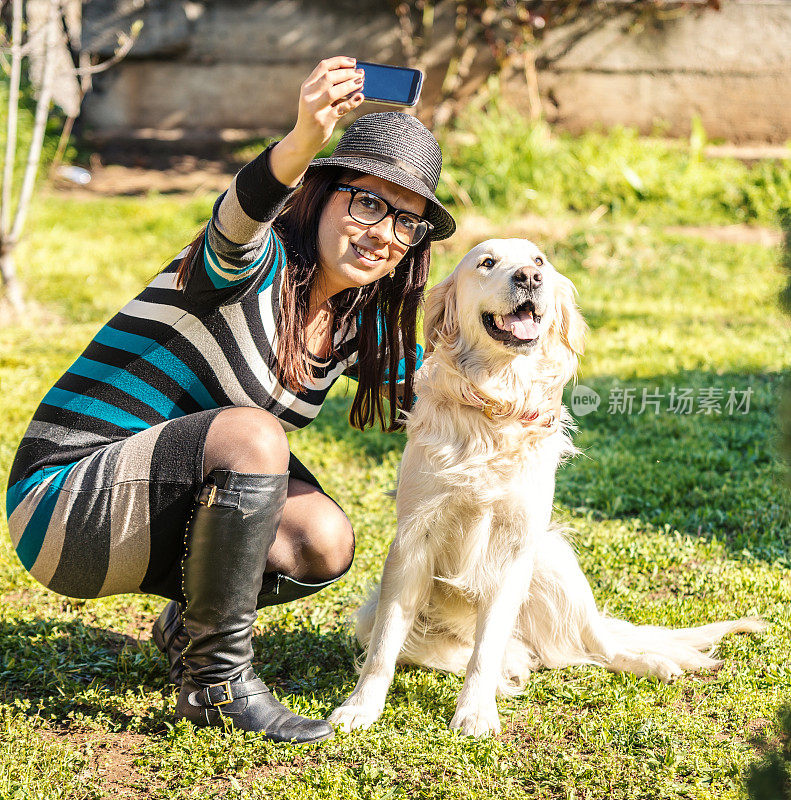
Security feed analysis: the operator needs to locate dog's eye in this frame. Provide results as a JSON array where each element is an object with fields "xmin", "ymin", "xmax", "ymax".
[
  {"xmin": 479, "ymin": 257, "xmax": 495, "ymax": 270},
  {"xmin": 534, "ymin": 256, "xmax": 544, "ymax": 266}
]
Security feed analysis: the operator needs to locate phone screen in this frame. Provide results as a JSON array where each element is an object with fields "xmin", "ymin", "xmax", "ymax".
[{"xmin": 357, "ymin": 62, "xmax": 423, "ymax": 106}]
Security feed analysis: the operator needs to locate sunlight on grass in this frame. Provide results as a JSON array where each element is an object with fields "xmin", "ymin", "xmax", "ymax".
[{"xmin": 1, "ymin": 124, "xmax": 789, "ymax": 798}]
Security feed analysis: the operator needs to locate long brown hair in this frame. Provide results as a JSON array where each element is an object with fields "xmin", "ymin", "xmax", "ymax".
[{"xmin": 175, "ymin": 166, "xmax": 431, "ymax": 432}]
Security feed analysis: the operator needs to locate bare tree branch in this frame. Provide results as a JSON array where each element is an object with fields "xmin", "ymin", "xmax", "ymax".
[
  {"xmin": 73, "ymin": 26, "xmax": 140, "ymax": 76},
  {"xmin": 10, "ymin": 0, "xmax": 59, "ymax": 244},
  {"xmin": 395, "ymin": 0, "xmax": 719, "ymax": 126},
  {"xmin": 0, "ymin": 0, "xmax": 27, "ymax": 314},
  {"xmin": 1, "ymin": 0, "xmax": 23, "ymax": 241},
  {"xmin": 1, "ymin": 1, "xmax": 141, "ymax": 313}
]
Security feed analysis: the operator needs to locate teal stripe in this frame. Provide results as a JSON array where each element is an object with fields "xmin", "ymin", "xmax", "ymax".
[
  {"xmin": 204, "ymin": 233, "xmax": 271, "ymax": 289},
  {"xmin": 143, "ymin": 349, "xmax": 217, "ymax": 410},
  {"xmin": 257, "ymin": 233, "xmax": 280, "ymax": 294},
  {"xmin": 94, "ymin": 325, "xmax": 155, "ymax": 356},
  {"xmin": 14, "ymin": 461, "xmax": 81, "ymax": 570},
  {"xmin": 41, "ymin": 386, "xmax": 149, "ymax": 432},
  {"xmin": 94, "ymin": 325, "xmax": 217, "ymax": 410},
  {"xmin": 6, "ymin": 465, "xmax": 68, "ymax": 519},
  {"xmin": 352, "ymin": 313, "xmax": 424, "ymax": 383},
  {"xmin": 68, "ymin": 357, "xmax": 186, "ymax": 420},
  {"xmin": 394, "ymin": 342, "xmax": 424, "ymax": 382},
  {"xmin": 253, "ymin": 231, "xmax": 273, "ymax": 271}
]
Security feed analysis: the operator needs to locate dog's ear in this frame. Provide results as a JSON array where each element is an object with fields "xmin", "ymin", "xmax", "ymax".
[
  {"xmin": 423, "ymin": 273, "xmax": 458, "ymax": 355},
  {"xmin": 551, "ymin": 274, "xmax": 587, "ymax": 360}
]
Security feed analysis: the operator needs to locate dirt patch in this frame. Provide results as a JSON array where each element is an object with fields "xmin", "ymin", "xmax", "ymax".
[
  {"xmin": 702, "ymin": 144, "xmax": 791, "ymax": 163},
  {"xmin": 746, "ymin": 717, "xmax": 772, "ymax": 737},
  {"xmin": 50, "ymin": 158, "xmax": 782, "ymax": 252},
  {"xmin": 41, "ymin": 728, "xmax": 156, "ymax": 798},
  {"xmin": 54, "ymin": 155, "xmax": 233, "ymax": 198}
]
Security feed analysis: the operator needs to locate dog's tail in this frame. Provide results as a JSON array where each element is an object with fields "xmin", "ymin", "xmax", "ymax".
[
  {"xmin": 507, "ymin": 523, "xmax": 767, "ymax": 682},
  {"xmin": 583, "ymin": 615, "xmax": 766, "ymax": 681}
]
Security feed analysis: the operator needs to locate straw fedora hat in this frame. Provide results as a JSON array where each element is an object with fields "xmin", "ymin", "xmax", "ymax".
[{"xmin": 308, "ymin": 112, "xmax": 456, "ymax": 241}]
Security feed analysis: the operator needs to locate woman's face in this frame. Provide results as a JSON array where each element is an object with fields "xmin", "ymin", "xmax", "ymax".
[{"xmin": 316, "ymin": 174, "xmax": 427, "ymax": 299}]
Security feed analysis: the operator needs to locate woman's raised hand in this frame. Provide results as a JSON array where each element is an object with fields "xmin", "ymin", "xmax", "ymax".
[
  {"xmin": 294, "ymin": 57, "xmax": 365, "ymax": 153},
  {"xmin": 270, "ymin": 57, "xmax": 365, "ymax": 188}
]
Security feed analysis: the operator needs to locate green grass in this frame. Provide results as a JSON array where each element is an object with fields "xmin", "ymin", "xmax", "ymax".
[
  {"xmin": 437, "ymin": 97, "xmax": 791, "ymax": 228},
  {"xmin": 237, "ymin": 99, "xmax": 791, "ymax": 231},
  {"xmin": 1, "ymin": 130, "xmax": 790, "ymax": 798}
]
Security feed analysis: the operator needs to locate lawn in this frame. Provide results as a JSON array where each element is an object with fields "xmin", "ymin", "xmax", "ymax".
[{"xmin": 0, "ymin": 119, "xmax": 790, "ymax": 799}]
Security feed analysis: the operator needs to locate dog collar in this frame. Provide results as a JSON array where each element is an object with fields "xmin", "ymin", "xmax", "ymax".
[{"xmin": 461, "ymin": 388, "xmax": 549, "ymax": 426}]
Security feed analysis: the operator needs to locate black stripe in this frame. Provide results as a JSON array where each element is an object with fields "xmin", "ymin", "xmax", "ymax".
[
  {"xmin": 7, "ymin": 434, "xmax": 90, "ymax": 487},
  {"xmin": 56, "ymin": 373, "xmax": 168, "ymax": 427},
  {"xmin": 235, "ymin": 285, "xmax": 326, "ymax": 406},
  {"xmin": 137, "ymin": 285, "xmax": 189, "ymax": 310},
  {"xmin": 141, "ymin": 408, "xmax": 223, "ymax": 600},
  {"xmin": 79, "ymin": 341, "xmax": 203, "ymax": 417},
  {"xmin": 109, "ymin": 311, "xmax": 177, "ymax": 347},
  {"xmin": 161, "ymin": 333, "xmax": 231, "ymax": 409},
  {"xmin": 83, "ymin": 340, "xmax": 141, "ymax": 370},
  {"xmin": 201, "ymin": 305, "xmax": 283, "ymax": 409},
  {"xmin": 241, "ymin": 273, "xmax": 355, "ymax": 407},
  {"xmin": 112, "ymin": 309, "xmax": 231, "ymax": 408},
  {"xmin": 234, "ymin": 145, "xmax": 297, "ymax": 223},
  {"xmin": 31, "ymin": 404, "xmax": 132, "ymax": 442},
  {"xmin": 48, "ymin": 444, "xmax": 121, "ymax": 598}
]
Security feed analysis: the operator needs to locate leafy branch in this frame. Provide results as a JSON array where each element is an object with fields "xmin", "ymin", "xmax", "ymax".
[{"xmin": 391, "ymin": 0, "xmax": 721, "ymax": 127}]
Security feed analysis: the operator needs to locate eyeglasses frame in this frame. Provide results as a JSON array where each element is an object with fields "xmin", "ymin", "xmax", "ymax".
[{"xmin": 334, "ymin": 184, "xmax": 434, "ymax": 247}]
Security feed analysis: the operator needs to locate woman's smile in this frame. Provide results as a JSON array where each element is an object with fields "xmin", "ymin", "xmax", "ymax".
[
  {"xmin": 315, "ymin": 174, "xmax": 426, "ymax": 299},
  {"xmin": 350, "ymin": 241, "xmax": 386, "ymax": 264}
]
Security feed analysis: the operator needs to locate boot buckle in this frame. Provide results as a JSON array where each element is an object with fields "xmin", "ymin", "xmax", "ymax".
[{"xmin": 206, "ymin": 680, "xmax": 234, "ymax": 706}]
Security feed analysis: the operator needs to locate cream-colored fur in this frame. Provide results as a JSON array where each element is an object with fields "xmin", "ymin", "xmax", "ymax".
[{"xmin": 329, "ymin": 239, "xmax": 764, "ymax": 737}]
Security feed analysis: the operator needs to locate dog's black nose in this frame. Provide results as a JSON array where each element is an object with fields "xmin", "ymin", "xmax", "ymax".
[{"xmin": 513, "ymin": 267, "xmax": 542, "ymax": 288}]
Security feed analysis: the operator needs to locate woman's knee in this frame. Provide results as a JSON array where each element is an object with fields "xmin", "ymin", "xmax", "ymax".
[
  {"xmin": 203, "ymin": 407, "xmax": 290, "ymax": 476},
  {"xmin": 302, "ymin": 510, "xmax": 355, "ymax": 583},
  {"xmin": 272, "ymin": 486, "xmax": 355, "ymax": 583}
]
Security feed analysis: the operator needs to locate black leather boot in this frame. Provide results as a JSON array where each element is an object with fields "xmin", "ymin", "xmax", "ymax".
[
  {"xmin": 152, "ymin": 600, "xmax": 188, "ymax": 687},
  {"xmin": 153, "ymin": 572, "xmax": 343, "ymax": 689},
  {"xmin": 174, "ymin": 469, "xmax": 334, "ymax": 743}
]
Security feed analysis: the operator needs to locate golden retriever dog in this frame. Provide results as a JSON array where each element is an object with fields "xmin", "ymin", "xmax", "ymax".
[{"xmin": 329, "ymin": 238, "xmax": 764, "ymax": 737}]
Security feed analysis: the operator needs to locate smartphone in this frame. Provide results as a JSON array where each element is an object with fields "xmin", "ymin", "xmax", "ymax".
[{"xmin": 356, "ymin": 61, "xmax": 423, "ymax": 107}]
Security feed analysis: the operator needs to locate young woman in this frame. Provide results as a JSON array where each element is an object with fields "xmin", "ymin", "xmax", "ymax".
[{"xmin": 5, "ymin": 57, "xmax": 456, "ymax": 743}]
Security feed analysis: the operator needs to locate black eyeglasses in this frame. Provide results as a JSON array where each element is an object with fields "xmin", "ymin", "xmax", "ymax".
[{"xmin": 334, "ymin": 184, "xmax": 433, "ymax": 247}]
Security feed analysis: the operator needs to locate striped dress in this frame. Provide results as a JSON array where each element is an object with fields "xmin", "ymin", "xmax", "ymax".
[{"xmin": 5, "ymin": 146, "xmax": 420, "ymax": 601}]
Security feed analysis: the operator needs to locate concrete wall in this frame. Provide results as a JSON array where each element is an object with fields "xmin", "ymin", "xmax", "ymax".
[
  {"xmin": 526, "ymin": 0, "xmax": 791, "ymax": 142},
  {"xmin": 82, "ymin": 0, "xmax": 791, "ymax": 143},
  {"xmin": 82, "ymin": 0, "xmax": 406, "ymax": 137}
]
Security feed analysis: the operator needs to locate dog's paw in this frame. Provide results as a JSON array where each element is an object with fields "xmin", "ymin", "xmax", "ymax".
[
  {"xmin": 646, "ymin": 656, "xmax": 684, "ymax": 683},
  {"xmin": 449, "ymin": 703, "xmax": 501, "ymax": 737},
  {"xmin": 610, "ymin": 653, "xmax": 683, "ymax": 683},
  {"xmin": 328, "ymin": 703, "xmax": 383, "ymax": 732}
]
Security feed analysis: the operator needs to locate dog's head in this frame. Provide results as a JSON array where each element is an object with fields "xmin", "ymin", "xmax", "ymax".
[{"xmin": 424, "ymin": 239, "xmax": 586, "ymax": 380}]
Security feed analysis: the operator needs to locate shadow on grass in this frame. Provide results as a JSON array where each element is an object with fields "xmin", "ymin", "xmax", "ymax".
[
  {"xmin": 556, "ymin": 369, "xmax": 789, "ymax": 562},
  {"xmin": 0, "ymin": 616, "xmax": 356, "ymax": 730},
  {"xmin": 252, "ymin": 623, "xmax": 359, "ymax": 702},
  {"xmin": 307, "ymin": 368, "xmax": 789, "ymax": 563},
  {"xmin": 305, "ymin": 391, "xmax": 408, "ymax": 463},
  {"xmin": 0, "ymin": 617, "xmax": 168, "ymax": 730}
]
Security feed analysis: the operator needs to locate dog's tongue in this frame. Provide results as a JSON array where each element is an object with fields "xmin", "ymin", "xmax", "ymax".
[{"xmin": 497, "ymin": 308, "xmax": 539, "ymax": 340}]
